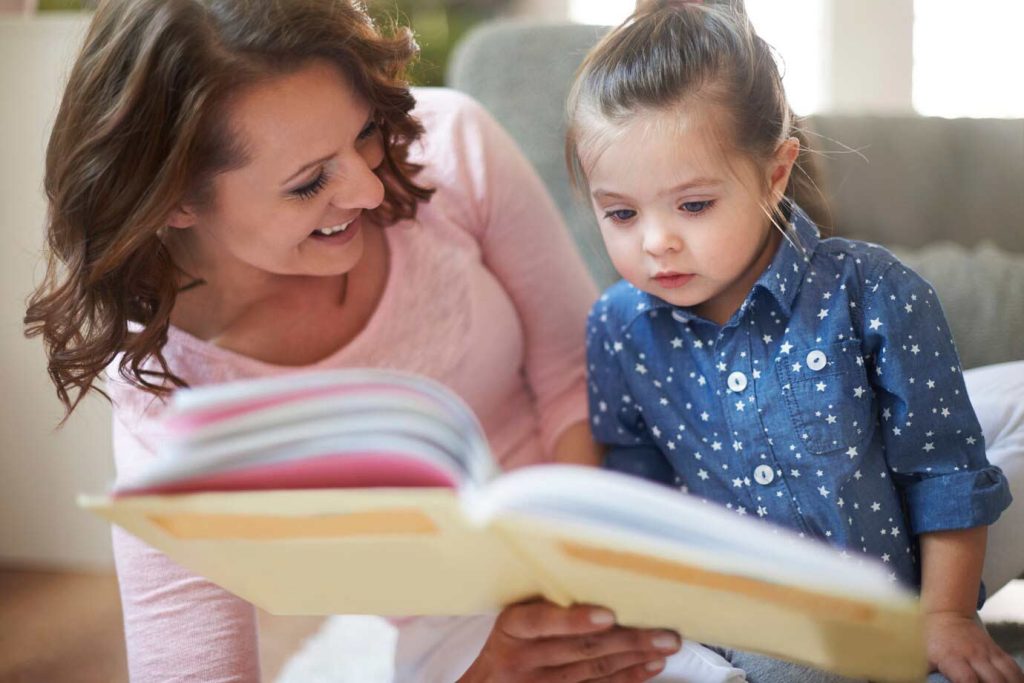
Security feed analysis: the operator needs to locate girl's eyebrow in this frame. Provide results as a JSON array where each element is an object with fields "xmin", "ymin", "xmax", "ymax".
[{"xmin": 592, "ymin": 178, "xmax": 722, "ymax": 201}]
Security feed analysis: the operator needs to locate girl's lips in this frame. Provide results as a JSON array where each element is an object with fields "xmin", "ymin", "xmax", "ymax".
[{"xmin": 653, "ymin": 273, "xmax": 694, "ymax": 289}]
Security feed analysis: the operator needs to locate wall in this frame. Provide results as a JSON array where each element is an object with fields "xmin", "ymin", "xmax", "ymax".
[{"xmin": 0, "ymin": 15, "xmax": 115, "ymax": 570}]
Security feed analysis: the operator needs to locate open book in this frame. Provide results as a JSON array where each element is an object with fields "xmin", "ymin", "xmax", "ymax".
[{"xmin": 80, "ymin": 369, "xmax": 925, "ymax": 682}]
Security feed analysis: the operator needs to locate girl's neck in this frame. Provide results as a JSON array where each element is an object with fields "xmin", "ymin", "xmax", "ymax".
[{"xmin": 693, "ymin": 225, "xmax": 783, "ymax": 326}]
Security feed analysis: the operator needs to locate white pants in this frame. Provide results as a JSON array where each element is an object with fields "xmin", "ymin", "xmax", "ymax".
[{"xmin": 393, "ymin": 361, "xmax": 1024, "ymax": 683}]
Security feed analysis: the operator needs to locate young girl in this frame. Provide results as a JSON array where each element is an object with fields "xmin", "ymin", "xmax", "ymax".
[{"xmin": 568, "ymin": 1, "xmax": 1023, "ymax": 681}]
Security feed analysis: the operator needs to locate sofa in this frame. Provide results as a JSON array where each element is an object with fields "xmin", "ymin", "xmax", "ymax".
[{"xmin": 447, "ymin": 21, "xmax": 1024, "ymax": 372}]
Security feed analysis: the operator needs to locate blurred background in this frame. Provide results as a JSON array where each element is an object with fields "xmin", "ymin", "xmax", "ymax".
[{"xmin": 2, "ymin": 1, "xmax": 1022, "ymax": 681}]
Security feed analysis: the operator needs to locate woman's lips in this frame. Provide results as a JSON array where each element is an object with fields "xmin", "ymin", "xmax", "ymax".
[
  {"xmin": 310, "ymin": 217, "xmax": 361, "ymax": 245},
  {"xmin": 653, "ymin": 273, "xmax": 694, "ymax": 289}
]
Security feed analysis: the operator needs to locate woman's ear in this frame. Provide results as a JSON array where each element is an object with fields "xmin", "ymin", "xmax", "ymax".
[
  {"xmin": 767, "ymin": 136, "xmax": 800, "ymax": 204},
  {"xmin": 166, "ymin": 205, "xmax": 198, "ymax": 230}
]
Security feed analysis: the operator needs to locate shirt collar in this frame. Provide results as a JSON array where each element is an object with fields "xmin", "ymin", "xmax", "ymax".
[
  {"xmin": 750, "ymin": 203, "xmax": 820, "ymax": 316},
  {"xmin": 629, "ymin": 202, "xmax": 820, "ymax": 326}
]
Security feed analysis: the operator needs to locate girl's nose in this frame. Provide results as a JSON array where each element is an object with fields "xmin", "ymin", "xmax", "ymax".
[{"xmin": 642, "ymin": 220, "xmax": 682, "ymax": 256}]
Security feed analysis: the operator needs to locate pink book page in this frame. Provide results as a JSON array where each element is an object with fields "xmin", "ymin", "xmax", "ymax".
[
  {"xmin": 163, "ymin": 382, "xmax": 425, "ymax": 435},
  {"xmin": 114, "ymin": 452, "xmax": 458, "ymax": 497}
]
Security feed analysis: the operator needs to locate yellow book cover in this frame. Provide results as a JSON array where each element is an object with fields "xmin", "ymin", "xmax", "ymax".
[{"xmin": 79, "ymin": 369, "xmax": 925, "ymax": 682}]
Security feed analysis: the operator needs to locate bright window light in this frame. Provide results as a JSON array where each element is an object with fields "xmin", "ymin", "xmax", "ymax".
[
  {"xmin": 568, "ymin": 0, "xmax": 827, "ymax": 115},
  {"xmin": 913, "ymin": 0, "xmax": 1024, "ymax": 118}
]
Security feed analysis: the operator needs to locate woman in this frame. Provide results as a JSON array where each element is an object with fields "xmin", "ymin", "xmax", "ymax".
[{"xmin": 25, "ymin": 0, "xmax": 684, "ymax": 680}]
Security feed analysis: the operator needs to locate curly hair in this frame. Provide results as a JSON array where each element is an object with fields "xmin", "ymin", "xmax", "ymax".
[{"xmin": 25, "ymin": 0, "xmax": 435, "ymax": 418}]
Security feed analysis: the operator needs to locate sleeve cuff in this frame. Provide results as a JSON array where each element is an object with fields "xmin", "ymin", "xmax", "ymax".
[{"xmin": 904, "ymin": 465, "xmax": 1013, "ymax": 535}]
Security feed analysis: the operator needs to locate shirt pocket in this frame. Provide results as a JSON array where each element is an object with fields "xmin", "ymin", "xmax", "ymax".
[{"xmin": 775, "ymin": 339, "xmax": 872, "ymax": 456}]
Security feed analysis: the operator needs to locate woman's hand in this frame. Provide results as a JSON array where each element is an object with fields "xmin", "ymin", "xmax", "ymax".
[
  {"xmin": 457, "ymin": 599, "xmax": 682, "ymax": 682},
  {"xmin": 926, "ymin": 611, "xmax": 1024, "ymax": 683}
]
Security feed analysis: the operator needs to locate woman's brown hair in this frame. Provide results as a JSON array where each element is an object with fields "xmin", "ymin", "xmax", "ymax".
[
  {"xmin": 25, "ymin": 0, "xmax": 434, "ymax": 418},
  {"xmin": 566, "ymin": 0, "xmax": 828, "ymax": 229}
]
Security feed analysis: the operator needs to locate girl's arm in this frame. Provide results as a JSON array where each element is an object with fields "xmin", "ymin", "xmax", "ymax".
[
  {"xmin": 552, "ymin": 420, "xmax": 604, "ymax": 467},
  {"xmin": 919, "ymin": 527, "xmax": 1024, "ymax": 681}
]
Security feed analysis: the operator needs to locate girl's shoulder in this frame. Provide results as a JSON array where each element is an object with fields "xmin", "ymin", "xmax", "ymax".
[{"xmin": 588, "ymin": 279, "xmax": 665, "ymax": 338}]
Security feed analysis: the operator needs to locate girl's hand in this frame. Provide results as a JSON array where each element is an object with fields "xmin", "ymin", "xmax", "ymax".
[
  {"xmin": 925, "ymin": 611, "xmax": 1024, "ymax": 682},
  {"xmin": 457, "ymin": 599, "xmax": 682, "ymax": 682}
]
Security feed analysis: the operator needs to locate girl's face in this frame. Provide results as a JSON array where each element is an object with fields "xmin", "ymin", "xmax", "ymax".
[
  {"xmin": 584, "ymin": 107, "xmax": 797, "ymax": 325},
  {"xmin": 169, "ymin": 60, "xmax": 386, "ymax": 284}
]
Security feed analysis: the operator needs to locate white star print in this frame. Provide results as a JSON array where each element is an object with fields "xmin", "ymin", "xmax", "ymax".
[
  {"xmin": 853, "ymin": 386, "xmax": 866, "ymax": 398},
  {"xmin": 697, "ymin": 469, "xmax": 709, "ymax": 481},
  {"xmin": 846, "ymin": 446, "xmax": 858, "ymax": 459},
  {"xmin": 670, "ymin": 337, "xmax": 683, "ymax": 349},
  {"xmin": 869, "ymin": 318, "xmax": 883, "ymax": 331},
  {"xmin": 780, "ymin": 341, "xmax": 793, "ymax": 354},
  {"xmin": 817, "ymin": 308, "xmax": 829, "ymax": 320}
]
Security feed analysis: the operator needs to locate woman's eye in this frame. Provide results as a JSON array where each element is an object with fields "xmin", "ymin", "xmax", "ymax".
[
  {"xmin": 357, "ymin": 120, "xmax": 379, "ymax": 141},
  {"xmin": 680, "ymin": 200, "xmax": 713, "ymax": 214},
  {"xmin": 603, "ymin": 209, "xmax": 636, "ymax": 223},
  {"xmin": 289, "ymin": 172, "xmax": 329, "ymax": 200}
]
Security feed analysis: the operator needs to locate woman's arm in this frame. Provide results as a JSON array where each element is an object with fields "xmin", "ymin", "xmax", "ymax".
[{"xmin": 111, "ymin": 406, "xmax": 260, "ymax": 682}]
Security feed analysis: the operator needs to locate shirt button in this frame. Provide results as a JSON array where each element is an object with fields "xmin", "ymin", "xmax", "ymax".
[
  {"xmin": 806, "ymin": 350, "xmax": 828, "ymax": 371},
  {"xmin": 727, "ymin": 371, "xmax": 747, "ymax": 392},
  {"xmin": 671, "ymin": 310, "xmax": 690, "ymax": 324},
  {"xmin": 754, "ymin": 464, "xmax": 774, "ymax": 485}
]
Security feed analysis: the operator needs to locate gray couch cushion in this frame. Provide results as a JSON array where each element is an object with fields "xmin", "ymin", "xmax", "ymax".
[
  {"xmin": 810, "ymin": 116, "xmax": 1024, "ymax": 252},
  {"xmin": 894, "ymin": 242, "xmax": 1024, "ymax": 370}
]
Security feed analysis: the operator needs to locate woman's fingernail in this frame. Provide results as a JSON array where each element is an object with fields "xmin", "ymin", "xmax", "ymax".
[
  {"xmin": 589, "ymin": 609, "xmax": 616, "ymax": 625},
  {"xmin": 652, "ymin": 633, "xmax": 680, "ymax": 651},
  {"xmin": 646, "ymin": 659, "xmax": 666, "ymax": 672}
]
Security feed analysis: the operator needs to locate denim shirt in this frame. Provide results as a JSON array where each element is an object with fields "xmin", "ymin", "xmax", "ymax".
[{"xmin": 586, "ymin": 205, "xmax": 1011, "ymax": 590}]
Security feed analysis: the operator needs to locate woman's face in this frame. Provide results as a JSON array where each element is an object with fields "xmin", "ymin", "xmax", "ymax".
[{"xmin": 172, "ymin": 60, "xmax": 386, "ymax": 283}]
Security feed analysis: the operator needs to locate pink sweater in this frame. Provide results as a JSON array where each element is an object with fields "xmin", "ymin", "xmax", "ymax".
[{"xmin": 107, "ymin": 88, "xmax": 598, "ymax": 682}]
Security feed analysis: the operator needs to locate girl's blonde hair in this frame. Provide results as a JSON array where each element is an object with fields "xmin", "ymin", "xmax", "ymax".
[
  {"xmin": 25, "ymin": 0, "xmax": 435, "ymax": 418},
  {"xmin": 566, "ymin": 0, "xmax": 826, "ymax": 225}
]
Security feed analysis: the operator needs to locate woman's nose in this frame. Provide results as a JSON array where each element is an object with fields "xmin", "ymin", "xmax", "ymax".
[
  {"xmin": 642, "ymin": 220, "xmax": 682, "ymax": 256},
  {"xmin": 330, "ymin": 158, "xmax": 386, "ymax": 212}
]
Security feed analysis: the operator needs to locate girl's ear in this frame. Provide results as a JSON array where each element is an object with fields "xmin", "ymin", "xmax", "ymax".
[
  {"xmin": 766, "ymin": 136, "xmax": 800, "ymax": 204},
  {"xmin": 166, "ymin": 205, "xmax": 198, "ymax": 230}
]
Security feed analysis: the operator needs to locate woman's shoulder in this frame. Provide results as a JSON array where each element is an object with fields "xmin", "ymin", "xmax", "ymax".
[{"xmin": 410, "ymin": 87, "xmax": 492, "ymax": 135}]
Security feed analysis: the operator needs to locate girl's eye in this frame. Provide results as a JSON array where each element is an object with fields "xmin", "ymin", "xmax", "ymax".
[
  {"xmin": 603, "ymin": 209, "xmax": 637, "ymax": 223},
  {"xmin": 289, "ymin": 172, "xmax": 329, "ymax": 200},
  {"xmin": 680, "ymin": 200, "xmax": 713, "ymax": 214}
]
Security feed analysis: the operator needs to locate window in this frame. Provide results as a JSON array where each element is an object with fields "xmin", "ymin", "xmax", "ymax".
[{"xmin": 912, "ymin": 0, "xmax": 1024, "ymax": 118}]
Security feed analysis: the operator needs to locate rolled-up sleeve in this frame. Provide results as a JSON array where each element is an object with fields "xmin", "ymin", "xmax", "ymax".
[{"xmin": 861, "ymin": 258, "xmax": 1012, "ymax": 534}]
